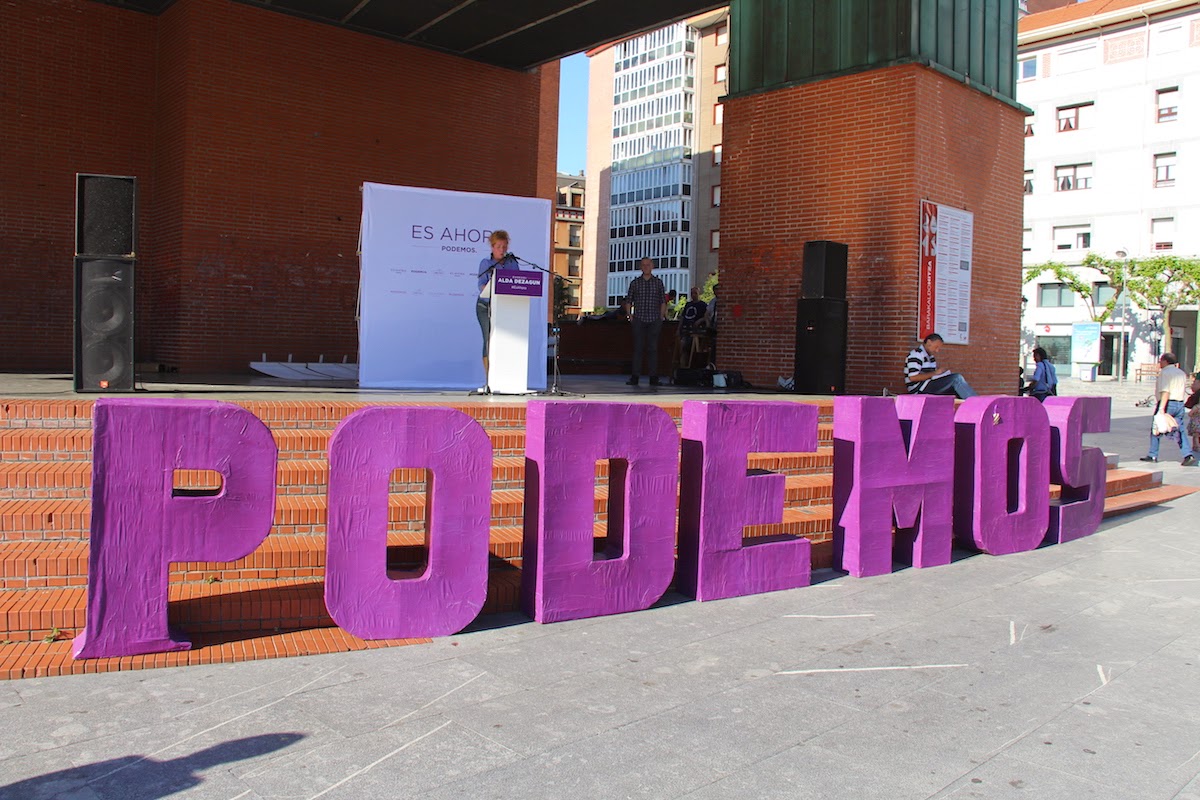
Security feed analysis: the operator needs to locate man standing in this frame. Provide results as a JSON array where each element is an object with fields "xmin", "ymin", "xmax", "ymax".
[
  {"xmin": 623, "ymin": 257, "xmax": 667, "ymax": 386},
  {"xmin": 904, "ymin": 333, "xmax": 977, "ymax": 399},
  {"xmin": 1141, "ymin": 352, "xmax": 1196, "ymax": 466}
]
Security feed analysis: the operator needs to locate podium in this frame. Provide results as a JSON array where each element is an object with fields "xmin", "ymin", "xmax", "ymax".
[{"xmin": 489, "ymin": 269, "xmax": 544, "ymax": 394}]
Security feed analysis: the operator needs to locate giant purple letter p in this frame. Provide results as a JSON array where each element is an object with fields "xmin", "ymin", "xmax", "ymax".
[{"xmin": 73, "ymin": 399, "xmax": 277, "ymax": 659}]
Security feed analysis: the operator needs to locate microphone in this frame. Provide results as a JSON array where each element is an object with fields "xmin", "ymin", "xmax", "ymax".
[{"xmin": 503, "ymin": 252, "xmax": 517, "ymax": 262}]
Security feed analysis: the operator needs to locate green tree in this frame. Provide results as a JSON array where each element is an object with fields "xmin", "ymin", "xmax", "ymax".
[
  {"xmin": 1119, "ymin": 254, "xmax": 1200, "ymax": 359},
  {"xmin": 700, "ymin": 269, "xmax": 719, "ymax": 303},
  {"xmin": 552, "ymin": 274, "xmax": 569, "ymax": 321},
  {"xmin": 1023, "ymin": 256, "xmax": 1126, "ymax": 323},
  {"xmin": 1027, "ymin": 253, "xmax": 1200, "ymax": 367}
]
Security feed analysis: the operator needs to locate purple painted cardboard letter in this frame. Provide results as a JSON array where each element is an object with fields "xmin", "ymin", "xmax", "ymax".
[
  {"xmin": 953, "ymin": 396, "xmax": 1050, "ymax": 555},
  {"xmin": 520, "ymin": 401, "xmax": 678, "ymax": 622},
  {"xmin": 325, "ymin": 407, "xmax": 491, "ymax": 638},
  {"xmin": 73, "ymin": 399, "xmax": 277, "ymax": 659},
  {"xmin": 1043, "ymin": 396, "xmax": 1110, "ymax": 544},
  {"xmin": 833, "ymin": 395, "xmax": 954, "ymax": 577},
  {"xmin": 678, "ymin": 401, "xmax": 818, "ymax": 601}
]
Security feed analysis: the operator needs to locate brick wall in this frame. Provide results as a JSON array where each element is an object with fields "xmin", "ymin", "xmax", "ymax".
[
  {"xmin": 0, "ymin": 1, "xmax": 158, "ymax": 371},
  {"xmin": 719, "ymin": 64, "xmax": 1024, "ymax": 395},
  {"xmin": 1, "ymin": 0, "xmax": 558, "ymax": 373}
]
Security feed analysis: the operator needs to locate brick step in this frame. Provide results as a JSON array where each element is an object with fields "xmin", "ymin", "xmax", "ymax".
[
  {"xmin": 0, "ymin": 462, "xmax": 1160, "ymax": 543},
  {"xmin": 0, "ymin": 499, "xmax": 832, "ymax": 582},
  {"xmin": 0, "ymin": 627, "xmax": 431, "ymax": 681},
  {"xmin": 10, "ymin": 399, "xmax": 856, "ymax": 432},
  {"xmin": 0, "ymin": 526, "xmax": 581, "ymax": 588},
  {"xmin": 0, "ymin": 561, "xmax": 532, "ymax": 644},
  {"xmin": 1102, "ymin": 483, "xmax": 1198, "ymax": 517},
  {"xmin": 1, "ymin": 421, "xmax": 838, "ymax": 461},
  {"xmin": 0, "ymin": 449, "xmax": 838, "ymax": 500},
  {"xmin": 0, "ymin": 399, "xmax": 557, "ymax": 431},
  {"xmin": 0, "ymin": 512, "xmax": 836, "ymax": 644}
]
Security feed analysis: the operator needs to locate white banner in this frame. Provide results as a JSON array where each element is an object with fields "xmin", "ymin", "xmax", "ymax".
[{"xmin": 359, "ymin": 183, "xmax": 551, "ymax": 389}]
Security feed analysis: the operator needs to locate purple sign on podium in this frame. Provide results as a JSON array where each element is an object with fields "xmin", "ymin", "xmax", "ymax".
[{"xmin": 494, "ymin": 269, "xmax": 544, "ymax": 297}]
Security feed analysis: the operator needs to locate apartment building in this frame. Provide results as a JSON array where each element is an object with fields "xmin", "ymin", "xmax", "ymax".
[
  {"xmin": 1019, "ymin": 0, "xmax": 1200, "ymax": 376},
  {"xmin": 583, "ymin": 11, "xmax": 729, "ymax": 309},
  {"xmin": 553, "ymin": 173, "xmax": 586, "ymax": 317}
]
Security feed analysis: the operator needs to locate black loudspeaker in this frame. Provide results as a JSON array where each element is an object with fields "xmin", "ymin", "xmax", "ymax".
[
  {"xmin": 76, "ymin": 174, "xmax": 136, "ymax": 258},
  {"xmin": 801, "ymin": 240, "xmax": 848, "ymax": 300},
  {"xmin": 74, "ymin": 259, "xmax": 135, "ymax": 392},
  {"xmin": 74, "ymin": 174, "xmax": 136, "ymax": 392},
  {"xmin": 793, "ymin": 298, "xmax": 847, "ymax": 395}
]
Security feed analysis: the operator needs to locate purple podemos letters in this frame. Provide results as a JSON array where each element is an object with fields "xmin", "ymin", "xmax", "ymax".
[
  {"xmin": 833, "ymin": 395, "xmax": 955, "ymax": 578},
  {"xmin": 73, "ymin": 395, "xmax": 1114, "ymax": 659},
  {"xmin": 678, "ymin": 401, "xmax": 818, "ymax": 601},
  {"xmin": 325, "ymin": 407, "xmax": 492, "ymax": 639},
  {"xmin": 521, "ymin": 402, "xmax": 678, "ymax": 622},
  {"xmin": 73, "ymin": 399, "xmax": 277, "ymax": 659}
]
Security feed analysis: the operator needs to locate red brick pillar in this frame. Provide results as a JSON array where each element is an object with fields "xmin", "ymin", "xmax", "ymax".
[{"xmin": 718, "ymin": 64, "xmax": 1025, "ymax": 396}]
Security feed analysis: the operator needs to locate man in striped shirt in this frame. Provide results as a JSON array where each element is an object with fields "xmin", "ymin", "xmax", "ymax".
[{"xmin": 904, "ymin": 333, "xmax": 976, "ymax": 398}]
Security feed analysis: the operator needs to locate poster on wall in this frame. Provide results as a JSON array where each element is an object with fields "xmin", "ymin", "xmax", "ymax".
[
  {"xmin": 358, "ymin": 183, "xmax": 551, "ymax": 389},
  {"xmin": 917, "ymin": 200, "xmax": 974, "ymax": 345}
]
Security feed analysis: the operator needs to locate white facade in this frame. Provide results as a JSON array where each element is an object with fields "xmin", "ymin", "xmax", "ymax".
[
  {"xmin": 1019, "ymin": 2, "xmax": 1200, "ymax": 376},
  {"xmin": 583, "ymin": 14, "xmax": 728, "ymax": 310},
  {"xmin": 604, "ymin": 22, "xmax": 697, "ymax": 306}
]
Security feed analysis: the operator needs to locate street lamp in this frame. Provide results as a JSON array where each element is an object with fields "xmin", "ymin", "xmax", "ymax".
[{"xmin": 1115, "ymin": 249, "xmax": 1129, "ymax": 383}]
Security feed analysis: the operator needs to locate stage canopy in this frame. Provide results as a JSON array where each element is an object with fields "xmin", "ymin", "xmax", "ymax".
[{"xmin": 91, "ymin": 0, "xmax": 726, "ymax": 70}]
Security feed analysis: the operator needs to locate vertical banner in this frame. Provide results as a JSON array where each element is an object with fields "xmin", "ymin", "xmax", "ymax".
[
  {"xmin": 917, "ymin": 200, "xmax": 973, "ymax": 345},
  {"xmin": 358, "ymin": 183, "xmax": 551, "ymax": 389}
]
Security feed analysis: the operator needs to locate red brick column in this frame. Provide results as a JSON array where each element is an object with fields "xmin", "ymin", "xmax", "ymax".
[{"xmin": 718, "ymin": 64, "xmax": 1025, "ymax": 396}]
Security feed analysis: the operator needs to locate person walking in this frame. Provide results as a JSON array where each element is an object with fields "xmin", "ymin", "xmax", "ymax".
[{"xmin": 1141, "ymin": 353, "xmax": 1196, "ymax": 466}]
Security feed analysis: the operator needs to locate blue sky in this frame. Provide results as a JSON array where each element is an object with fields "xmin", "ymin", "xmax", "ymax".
[{"xmin": 557, "ymin": 52, "xmax": 589, "ymax": 175}]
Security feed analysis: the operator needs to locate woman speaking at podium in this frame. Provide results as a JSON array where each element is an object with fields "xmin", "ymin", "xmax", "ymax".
[{"xmin": 476, "ymin": 229, "xmax": 512, "ymax": 378}]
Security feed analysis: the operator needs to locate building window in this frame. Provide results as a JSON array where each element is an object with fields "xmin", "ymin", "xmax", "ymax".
[
  {"xmin": 1152, "ymin": 217, "xmax": 1175, "ymax": 251},
  {"xmin": 714, "ymin": 103, "xmax": 723, "ymax": 125},
  {"xmin": 1019, "ymin": 57, "xmax": 1037, "ymax": 80},
  {"xmin": 1055, "ymin": 163, "xmax": 1093, "ymax": 191},
  {"xmin": 1022, "ymin": 228, "xmax": 1032, "ymax": 252},
  {"xmin": 712, "ymin": 144, "xmax": 722, "ymax": 166},
  {"xmin": 568, "ymin": 224, "xmax": 582, "ymax": 248},
  {"xmin": 1093, "ymin": 282, "xmax": 1117, "ymax": 306},
  {"xmin": 1053, "ymin": 224, "xmax": 1091, "ymax": 251},
  {"xmin": 715, "ymin": 24, "xmax": 728, "ymax": 46},
  {"xmin": 715, "ymin": 64, "xmax": 727, "ymax": 83},
  {"xmin": 1024, "ymin": 169, "xmax": 1033, "ymax": 195},
  {"xmin": 1157, "ymin": 87, "xmax": 1178, "ymax": 122},
  {"xmin": 1056, "ymin": 102, "xmax": 1093, "ymax": 132},
  {"xmin": 711, "ymin": 185, "xmax": 721, "ymax": 207},
  {"xmin": 568, "ymin": 253, "xmax": 581, "ymax": 277},
  {"xmin": 1154, "ymin": 152, "xmax": 1176, "ymax": 187},
  {"xmin": 1039, "ymin": 283, "xmax": 1074, "ymax": 308},
  {"xmin": 1037, "ymin": 336, "xmax": 1072, "ymax": 365},
  {"xmin": 710, "ymin": 230, "xmax": 720, "ymax": 250}
]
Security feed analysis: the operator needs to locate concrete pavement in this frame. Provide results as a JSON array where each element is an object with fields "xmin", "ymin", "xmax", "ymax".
[{"xmin": 1, "ymin": 374, "xmax": 1198, "ymax": 799}]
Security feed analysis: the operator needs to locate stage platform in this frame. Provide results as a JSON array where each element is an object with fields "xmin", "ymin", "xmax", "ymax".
[{"xmin": 0, "ymin": 373, "xmax": 1194, "ymax": 680}]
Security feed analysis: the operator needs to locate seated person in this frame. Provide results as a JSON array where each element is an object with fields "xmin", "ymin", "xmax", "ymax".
[
  {"xmin": 904, "ymin": 332, "xmax": 977, "ymax": 399},
  {"xmin": 676, "ymin": 287, "xmax": 708, "ymax": 363},
  {"xmin": 1021, "ymin": 347, "xmax": 1058, "ymax": 402}
]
